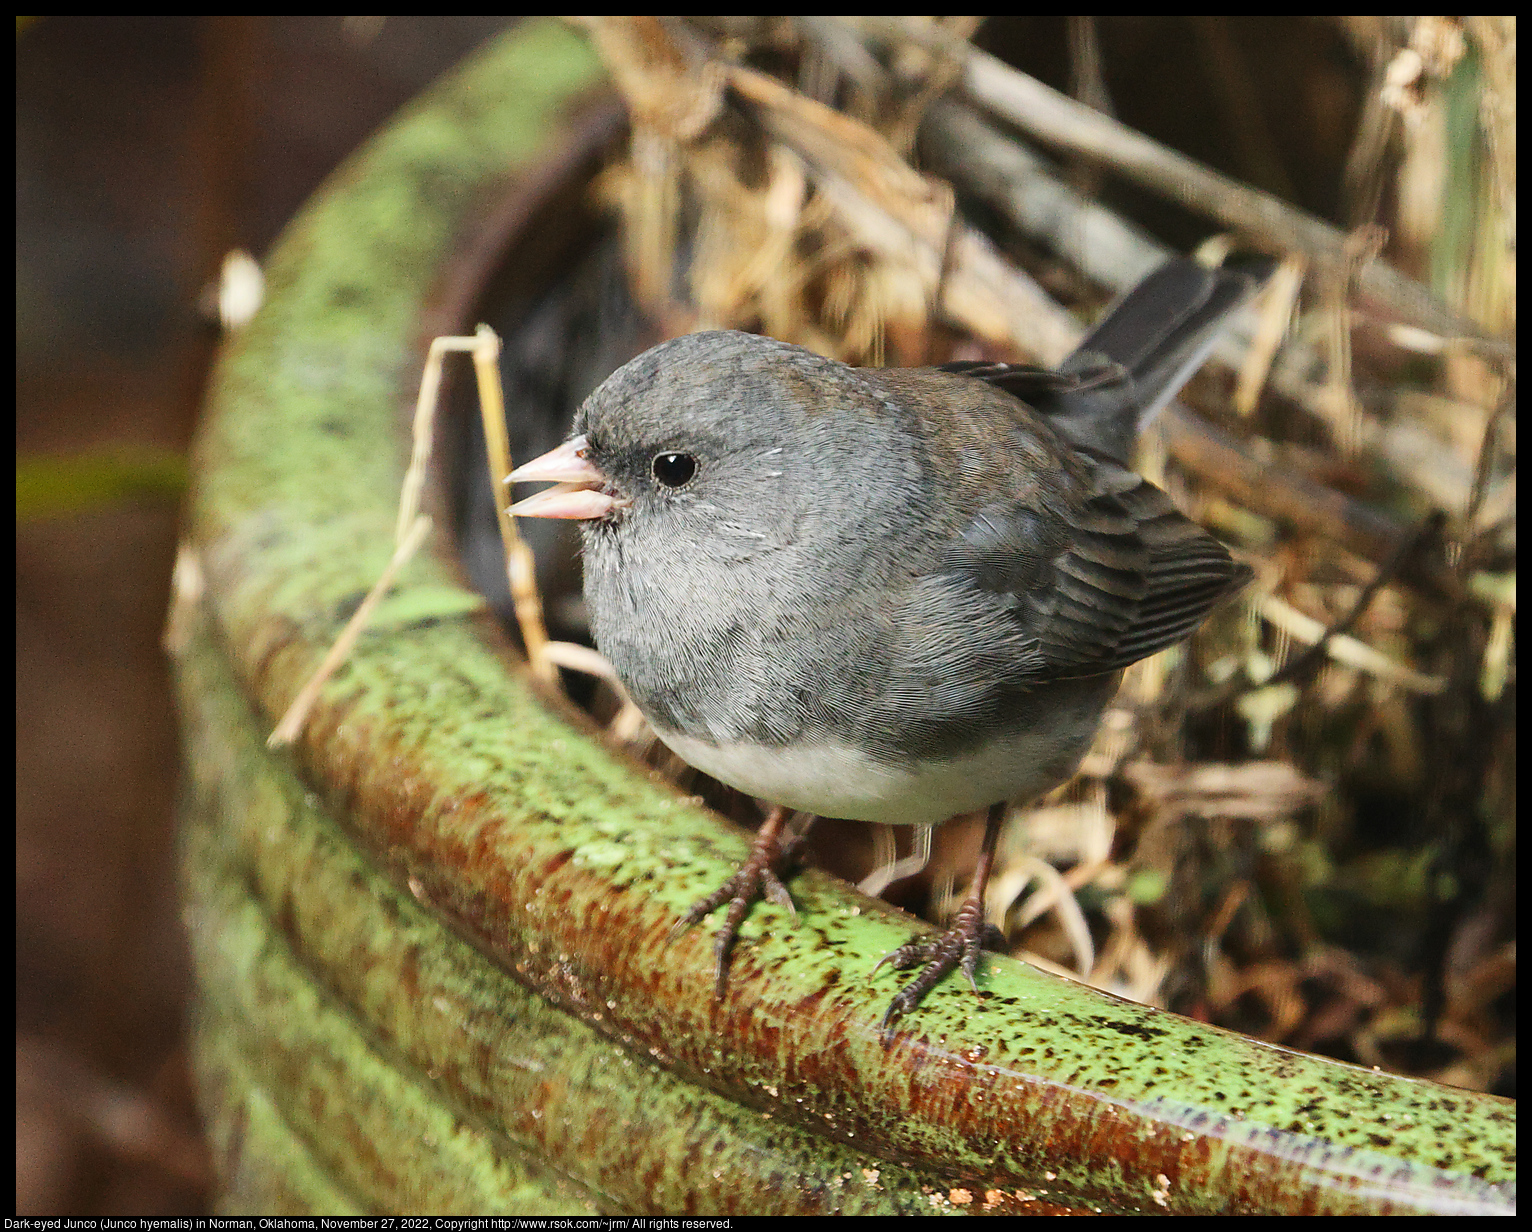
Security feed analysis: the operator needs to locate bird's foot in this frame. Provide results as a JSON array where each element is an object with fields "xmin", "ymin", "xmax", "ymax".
[
  {"xmin": 873, "ymin": 895, "xmax": 1007, "ymax": 1042},
  {"xmin": 668, "ymin": 806, "xmax": 805, "ymax": 997}
]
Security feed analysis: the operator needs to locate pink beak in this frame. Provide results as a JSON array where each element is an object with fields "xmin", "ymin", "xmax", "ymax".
[{"xmin": 506, "ymin": 434, "xmax": 629, "ymax": 520}]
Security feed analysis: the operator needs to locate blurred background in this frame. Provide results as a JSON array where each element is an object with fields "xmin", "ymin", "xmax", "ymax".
[
  {"xmin": 16, "ymin": 16, "xmax": 1513, "ymax": 1215},
  {"xmin": 16, "ymin": 17, "xmax": 515, "ymax": 1213}
]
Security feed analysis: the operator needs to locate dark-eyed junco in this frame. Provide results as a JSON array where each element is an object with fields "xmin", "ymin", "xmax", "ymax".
[{"xmin": 508, "ymin": 258, "xmax": 1262, "ymax": 1035}]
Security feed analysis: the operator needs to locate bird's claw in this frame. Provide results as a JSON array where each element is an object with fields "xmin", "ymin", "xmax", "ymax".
[
  {"xmin": 668, "ymin": 809, "xmax": 803, "ymax": 997},
  {"xmin": 875, "ymin": 905, "xmax": 1007, "ymax": 1042}
]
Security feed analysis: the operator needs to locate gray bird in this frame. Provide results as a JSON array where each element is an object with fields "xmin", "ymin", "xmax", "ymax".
[{"xmin": 509, "ymin": 257, "xmax": 1263, "ymax": 1035}]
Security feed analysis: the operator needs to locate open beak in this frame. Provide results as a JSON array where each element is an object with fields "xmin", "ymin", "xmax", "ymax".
[{"xmin": 506, "ymin": 434, "xmax": 629, "ymax": 520}]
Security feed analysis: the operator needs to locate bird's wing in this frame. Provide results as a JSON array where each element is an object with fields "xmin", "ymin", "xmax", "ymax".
[
  {"xmin": 940, "ymin": 451, "xmax": 1251, "ymax": 682},
  {"xmin": 934, "ymin": 360, "xmax": 1119, "ymax": 398}
]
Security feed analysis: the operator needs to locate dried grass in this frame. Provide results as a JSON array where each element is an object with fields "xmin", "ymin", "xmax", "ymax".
[{"xmin": 569, "ymin": 15, "xmax": 1514, "ymax": 1094}]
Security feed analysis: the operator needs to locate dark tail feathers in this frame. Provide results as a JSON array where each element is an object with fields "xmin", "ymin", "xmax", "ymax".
[{"xmin": 1046, "ymin": 257, "xmax": 1273, "ymax": 461}]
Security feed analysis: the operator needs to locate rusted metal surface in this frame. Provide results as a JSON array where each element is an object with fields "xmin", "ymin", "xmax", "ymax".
[
  {"xmin": 179, "ymin": 17, "xmax": 1515, "ymax": 1216},
  {"xmin": 178, "ymin": 595, "xmax": 1016, "ymax": 1213}
]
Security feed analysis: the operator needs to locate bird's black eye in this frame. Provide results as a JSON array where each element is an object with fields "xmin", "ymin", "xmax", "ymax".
[{"xmin": 651, "ymin": 452, "xmax": 697, "ymax": 488}]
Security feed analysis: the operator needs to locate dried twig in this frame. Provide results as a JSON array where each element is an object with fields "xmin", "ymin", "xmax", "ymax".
[
  {"xmin": 958, "ymin": 47, "xmax": 1507, "ymax": 352},
  {"xmin": 271, "ymin": 327, "xmax": 559, "ymax": 748}
]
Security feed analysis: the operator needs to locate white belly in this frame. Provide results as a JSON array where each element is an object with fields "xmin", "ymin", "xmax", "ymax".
[{"xmin": 652, "ymin": 723, "xmax": 1092, "ymax": 826}]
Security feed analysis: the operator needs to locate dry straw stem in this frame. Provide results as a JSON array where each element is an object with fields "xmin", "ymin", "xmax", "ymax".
[
  {"xmin": 271, "ymin": 327, "xmax": 562, "ymax": 748},
  {"xmin": 919, "ymin": 50, "xmax": 1507, "ymax": 525},
  {"xmin": 920, "ymin": 99, "xmax": 1167, "ymax": 294},
  {"xmin": 957, "ymin": 42, "xmax": 1507, "ymax": 352},
  {"xmin": 572, "ymin": 17, "xmax": 724, "ymax": 321},
  {"xmin": 921, "ymin": 95, "xmax": 1505, "ymax": 532},
  {"xmin": 1384, "ymin": 17, "xmax": 1514, "ymax": 335},
  {"xmin": 923, "ymin": 105, "xmax": 1303, "ymax": 405},
  {"xmin": 268, "ymin": 513, "xmax": 434, "ymax": 748},
  {"xmin": 727, "ymin": 63, "xmax": 1078, "ymax": 363},
  {"xmin": 1463, "ymin": 17, "xmax": 1515, "ymax": 235},
  {"xmin": 586, "ymin": 15, "xmax": 1079, "ymax": 364},
  {"xmin": 795, "ymin": 16, "xmax": 985, "ymax": 157},
  {"xmin": 1254, "ymin": 591, "xmax": 1445, "ymax": 695}
]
